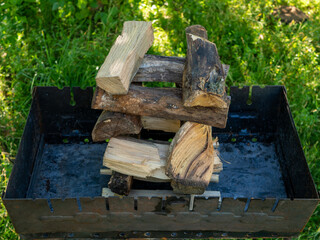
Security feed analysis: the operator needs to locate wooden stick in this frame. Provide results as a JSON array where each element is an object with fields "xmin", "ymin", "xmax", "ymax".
[
  {"xmin": 92, "ymin": 111, "xmax": 142, "ymax": 142},
  {"xmin": 92, "ymin": 85, "xmax": 229, "ymax": 129},
  {"xmin": 166, "ymin": 122, "xmax": 215, "ymax": 194},
  {"xmin": 96, "ymin": 21, "xmax": 154, "ymax": 95},
  {"xmin": 100, "ymin": 169, "xmax": 219, "ymax": 183},
  {"xmin": 102, "ymin": 188, "xmax": 221, "ymax": 198},
  {"xmin": 183, "ymin": 25, "xmax": 229, "ymax": 108},
  {"xmin": 141, "ymin": 116, "xmax": 180, "ymax": 132}
]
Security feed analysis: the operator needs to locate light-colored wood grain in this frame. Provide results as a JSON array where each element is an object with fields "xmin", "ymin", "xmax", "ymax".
[
  {"xmin": 141, "ymin": 116, "xmax": 180, "ymax": 132},
  {"xmin": 103, "ymin": 137, "xmax": 170, "ymax": 181},
  {"xmin": 92, "ymin": 111, "xmax": 142, "ymax": 142},
  {"xmin": 96, "ymin": 21, "xmax": 154, "ymax": 95},
  {"xmin": 166, "ymin": 122, "xmax": 215, "ymax": 194}
]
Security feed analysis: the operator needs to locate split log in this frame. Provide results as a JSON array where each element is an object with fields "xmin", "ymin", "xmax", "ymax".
[
  {"xmin": 91, "ymin": 111, "xmax": 142, "ymax": 142},
  {"xmin": 166, "ymin": 122, "xmax": 214, "ymax": 194},
  {"xmin": 96, "ymin": 21, "xmax": 154, "ymax": 95},
  {"xmin": 141, "ymin": 116, "xmax": 180, "ymax": 132},
  {"xmin": 183, "ymin": 25, "xmax": 229, "ymax": 108},
  {"xmin": 92, "ymin": 85, "xmax": 229, "ymax": 129},
  {"xmin": 132, "ymin": 54, "xmax": 229, "ymax": 83},
  {"xmin": 108, "ymin": 171, "xmax": 133, "ymax": 196},
  {"xmin": 103, "ymin": 137, "xmax": 170, "ymax": 181}
]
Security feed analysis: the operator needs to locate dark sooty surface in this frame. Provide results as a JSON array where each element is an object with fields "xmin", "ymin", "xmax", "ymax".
[
  {"xmin": 27, "ymin": 141, "xmax": 287, "ymax": 199},
  {"xmin": 208, "ymin": 141, "xmax": 287, "ymax": 199},
  {"xmin": 27, "ymin": 143, "xmax": 109, "ymax": 198}
]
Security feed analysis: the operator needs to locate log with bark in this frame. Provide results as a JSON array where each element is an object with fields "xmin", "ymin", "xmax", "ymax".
[
  {"xmin": 92, "ymin": 85, "xmax": 229, "ymax": 128},
  {"xmin": 132, "ymin": 54, "xmax": 230, "ymax": 84},
  {"xmin": 166, "ymin": 122, "xmax": 215, "ymax": 194},
  {"xmin": 108, "ymin": 171, "xmax": 133, "ymax": 196},
  {"xmin": 91, "ymin": 111, "xmax": 142, "ymax": 142},
  {"xmin": 133, "ymin": 55, "xmax": 185, "ymax": 83},
  {"xmin": 96, "ymin": 21, "xmax": 154, "ymax": 95},
  {"xmin": 183, "ymin": 25, "xmax": 229, "ymax": 108}
]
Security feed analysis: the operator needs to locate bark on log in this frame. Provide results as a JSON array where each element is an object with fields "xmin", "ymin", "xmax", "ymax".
[
  {"xmin": 92, "ymin": 85, "xmax": 229, "ymax": 129},
  {"xmin": 141, "ymin": 116, "xmax": 180, "ymax": 132},
  {"xmin": 132, "ymin": 54, "xmax": 229, "ymax": 83},
  {"xmin": 96, "ymin": 21, "xmax": 154, "ymax": 95},
  {"xmin": 183, "ymin": 25, "xmax": 229, "ymax": 108},
  {"xmin": 166, "ymin": 122, "xmax": 214, "ymax": 194},
  {"xmin": 133, "ymin": 55, "xmax": 185, "ymax": 83},
  {"xmin": 91, "ymin": 111, "xmax": 142, "ymax": 142},
  {"xmin": 108, "ymin": 171, "xmax": 133, "ymax": 196}
]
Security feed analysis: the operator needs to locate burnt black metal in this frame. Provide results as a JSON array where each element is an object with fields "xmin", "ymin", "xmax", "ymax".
[{"xmin": 3, "ymin": 86, "xmax": 319, "ymax": 239}]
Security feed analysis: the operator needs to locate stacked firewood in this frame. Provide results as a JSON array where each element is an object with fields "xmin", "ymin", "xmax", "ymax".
[{"xmin": 91, "ymin": 21, "xmax": 230, "ymax": 195}]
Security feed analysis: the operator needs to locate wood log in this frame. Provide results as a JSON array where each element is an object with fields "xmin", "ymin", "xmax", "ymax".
[
  {"xmin": 141, "ymin": 116, "xmax": 180, "ymax": 132},
  {"xmin": 96, "ymin": 21, "xmax": 154, "ymax": 95},
  {"xmin": 92, "ymin": 85, "xmax": 229, "ymax": 129},
  {"xmin": 100, "ymin": 168, "xmax": 220, "ymax": 183},
  {"xmin": 103, "ymin": 137, "xmax": 170, "ymax": 181},
  {"xmin": 133, "ymin": 55, "xmax": 185, "ymax": 83},
  {"xmin": 132, "ymin": 54, "xmax": 229, "ymax": 83},
  {"xmin": 108, "ymin": 171, "xmax": 133, "ymax": 196},
  {"xmin": 91, "ymin": 111, "xmax": 142, "ymax": 142},
  {"xmin": 166, "ymin": 122, "xmax": 214, "ymax": 194},
  {"xmin": 183, "ymin": 25, "xmax": 229, "ymax": 108}
]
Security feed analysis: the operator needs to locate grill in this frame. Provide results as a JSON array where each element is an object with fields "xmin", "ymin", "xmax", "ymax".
[{"xmin": 3, "ymin": 86, "xmax": 319, "ymax": 239}]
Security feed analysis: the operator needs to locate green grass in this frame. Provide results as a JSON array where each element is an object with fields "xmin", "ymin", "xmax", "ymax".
[{"xmin": 0, "ymin": 0, "xmax": 319, "ymax": 239}]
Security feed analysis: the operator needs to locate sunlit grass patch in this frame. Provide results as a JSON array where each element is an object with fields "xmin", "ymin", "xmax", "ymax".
[{"xmin": 0, "ymin": 0, "xmax": 319, "ymax": 239}]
